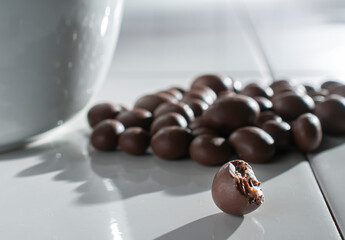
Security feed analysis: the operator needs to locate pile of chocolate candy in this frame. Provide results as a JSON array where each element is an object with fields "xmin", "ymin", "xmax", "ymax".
[
  {"xmin": 87, "ymin": 74, "xmax": 345, "ymax": 215},
  {"xmin": 87, "ymin": 74, "xmax": 345, "ymax": 164}
]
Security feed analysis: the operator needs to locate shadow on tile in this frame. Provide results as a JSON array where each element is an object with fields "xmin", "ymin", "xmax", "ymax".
[{"xmin": 154, "ymin": 213, "xmax": 243, "ymax": 240}]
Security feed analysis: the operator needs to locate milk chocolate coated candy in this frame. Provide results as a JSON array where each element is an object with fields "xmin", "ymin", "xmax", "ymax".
[
  {"xmin": 212, "ymin": 160, "xmax": 264, "ymax": 215},
  {"xmin": 116, "ymin": 108, "xmax": 153, "ymax": 131},
  {"xmin": 203, "ymin": 95, "xmax": 260, "ymax": 133},
  {"xmin": 151, "ymin": 126, "xmax": 194, "ymax": 160},
  {"xmin": 134, "ymin": 94, "xmax": 175, "ymax": 113},
  {"xmin": 262, "ymin": 120, "xmax": 292, "ymax": 151},
  {"xmin": 119, "ymin": 127, "xmax": 150, "ymax": 155},
  {"xmin": 314, "ymin": 96, "xmax": 345, "ymax": 135},
  {"xmin": 190, "ymin": 135, "xmax": 232, "ymax": 166},
  {"xmin": 255, "ymin": 111, "xmax": 282, "ymax": 127},
  {"xmin": 150, "ymin": 113, "xmax": 188, "ymax": 135},
  {"xmin": 87, "ymin": 103, "xmax": 127, "ymax": 128},
  {"xmin": 182, "ymin": 89, "xmax": 215, "ymax": 105},
  {"xmin": 272, "ymin": 92, "xmax": 314, "ymax": 121},
  {"xmin": 241, "ymin": 83, "xmax": 273, "ymax": 98},
  {"xmin": 158, "ymin": 88, "xmax": 183, "ymax": 101},
  {"xmin": 229, "ymin": 127, "xmax": 275, "ymax": 163},
  {"xmin": 91, "ymin": 120, "xmax": 125, "ymax": 151},
  {"xmin": 191, "ymin": 74, "xmax": 233, "ymax": 95},
  {"xmin": 192, "ymin": 127, "xmax": 219, "ymax": 137},
  {"xmin": 154, "ymin": 102, "xmax": 195, "ymax": 123},
  {"xmin": 253, "ymin": 97, "xmax": 273, "ymax": 112},
  {"xmin": 292, "ymin": 113, "xmax": 322, "ymax": 152},
  {"xmin": 190, "ymin": 85, "xmax": 217, "ymax": 102}
]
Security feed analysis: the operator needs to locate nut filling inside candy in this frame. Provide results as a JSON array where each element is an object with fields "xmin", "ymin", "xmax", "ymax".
[{"xmin": 229, "ymin": 161, "xmax": 264, "ymax": 205}]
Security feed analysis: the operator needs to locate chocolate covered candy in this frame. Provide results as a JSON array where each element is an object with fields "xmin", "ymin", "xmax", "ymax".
[
  {"xmin": 151, "ymin": 126, "xmax": 194, "ymax": 160},
  {"xmin": 154, "ymin": 102, "xmax": 195, "ymax": 123},
  {"xmin": 241, "ymin": 83, "xmax": 273, "ymax": 98},
  {"xmin": 262, "ymin": 120, "xmax": 292, "ymax": 151},
  {"xmin": 253, "ymin": 96, "xmax": 273, "ymax": 112},
  {"xmin": 292, "ymin": 113, "xmax": 322, "ymax": 152},
  {"xmin": 150, "ymin": 112, "xmax": 188, "ymax": 135},
  {"xmin": 229, "ymin": 127, "xmax": 275, "ymax": 163},
  {"xmin": 191, "ymin": 74, "xmax": 233, "ymax": 95},
  {"xmin": 190, "ymin": 135, "xmax": 232, "ymax": 166},
  {"xmin": 272, "ymin": 92, "xmax": 314, "ymax": 121},
  {"xmin": 116, "ymin": 108, "xmax": 153, "ymax": 131},
  {"xmin": 182, "ymin": 98, "xmax": 208, "ymax": 117},
  {"xmin": 255, "ymin": 111, "xmax": 282, "ymax": 127},
  {"xmin": 203, "ymin": 95, "xmax": 260, "ymax": 133},
  {"xmin": 91, "ymin": 120, "xmax": 125, "ymax": 151},
  {"xmin": 119, "ymin": 127, "xmax": 150, "ymax": 155},
  {"xmin": 87, "ymin": 103, "xmax": 127, "ymax": 128},
  {"xmin": 212, "ymin": 160, "xmax": 264, "ymax": 215},
  {"xmin": 134, "ymin": 94, "xmax": 175, "ymax": 113},
  {"xmin": 314, "ymin": 96, "xmax": 345, "ymax": 135},
  {"xmin": 192, "ymin": 127, "xmax": 219, "ymax": 137}
]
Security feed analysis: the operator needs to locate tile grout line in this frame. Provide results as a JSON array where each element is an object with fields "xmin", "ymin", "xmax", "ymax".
[{"xmin": 305, "ymin": 153, "xmax": 344, "ymax": 240}]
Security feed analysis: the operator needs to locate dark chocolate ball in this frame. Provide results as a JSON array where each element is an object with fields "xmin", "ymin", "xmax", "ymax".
[
  {"xmin": 272, "ymin": 92, "xmax": 314, "ymax": 121},
  {"xmin": 151, "ymin": 126, "xmax": 194, "ymax": 160},
  {"xmin": 255, "ymin": 111, "xmax": 282, "ymax": 127},
  {"xmin": 189, "ymin": 135, "xmax": 232, "ymax": 166},
  {"xmin": 270, "ymin": 80, "xmax": 290, "ymax": 90},
  {"xmin": 262, "ymin": 120, "xmax": 292, "ymax": 151},
  {"xmin": 292, "ymin": 113, "xmax": 322, "ymax": 152},
  {"xmin": 192, "ymin": 127, "xmax": 219, "ymax": 137},
  {"xmin": 321, "ymin": 80, "xmax": 343, "ymax": 90},
  {"xmin": 229, "ymin": 127, "xmax": 275, "ymax": 163},
  {"xmin": 217, "ymin": 90, "xmax": 237, "ymax": 101},
  {"xmin": 253, "ymin": 96, "xmax": 273, "ymax": 112},
  {"xmin": 87, "ymin": 103, "xmax": 127, "ymax": 128},
  {"xmin": 182, "ymin": 98, "xmax": 208, "ymax": 117},
  {"xmin": 134, "ymin": 94, "xmax": 175, "ymax": 113},
  {"xmin": 304, "ymin": 84, "xmax": 315, "ymax": 93},
  {"xmin": 203, "ymin": 95, "xmax": 260, "ymax": 133},
  {"xmin": 158, "ymin": 88, "xmax": 183, "ymax": 101},
  {"xmin": 90, "ymin": 119, "xmax": 125, "ymax": 151},
  {"xmin": 190, "ymin": 85, "xmax": 217, "ymax": 102},
  {"xmin": 232, "ymin": 80, "xmax": 243, "ymax": 93},
  {"xmin": 188, "ymin": 116, "xmax": 213, "ymax": 130},
  {"xmin": 191, "ymin": 74, "xmax": 233, "ymax": 95},
  {"xmin": 150, "ymin": 112, "xmax": 188, "ymax": 135},
  {"xmin": 240, "ymin": 83, "xmax": 273, "ymax": 98},
  {"xmin": 182, "ymin": 89, "xmax": 216, "ymax": 105},
  {"xmin": 116, "ymin": 108, "xmax": 153, "ymax": 131},
  {"xmin": 314, "ymin": 96, "xmax": 345, "ymax": 135},
  {"xmin": 212, "ymin": 160, "xmax": 264, "ymax": 215},
  {"xmin": 329, "ymin": 84, "xmax": 345, "ymax": 97},
  {"xmin": 153, "ymin": 102, "xmax": 195, "ymax": 123},
  {"xmin": 119, "ymin": 127, "xmax": 150, "ymax": 155}
]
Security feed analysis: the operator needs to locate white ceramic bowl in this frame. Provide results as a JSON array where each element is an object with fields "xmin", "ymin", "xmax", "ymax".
[{"xmin": 0, "ymin": 0, "xmax": 123, "ymax": 150}]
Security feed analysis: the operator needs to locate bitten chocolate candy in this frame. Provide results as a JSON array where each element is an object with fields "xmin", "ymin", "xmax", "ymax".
[
  {"xmin": 255, "ymin": 111, "xmax": 282, "ymax": 127},
  {"xmin": 253, "ymin": 97, "xmax": 273, "ymax": 112},
  {"xmin": 292, "ymin": 113, "xmax": 322, "ymax": 152},
  {"xmin": 119, "ymin": 127, "xmax": 150, "ymax": 155},
  {"xmin": 182, "ymin": 98, "xmax": 208, "ymax": 117},
  {"xmin": 262, "ymin": 120, "xmax": 292, "ymax": 151},
  {"xmin": 191, "ymin": 74, "xmax": 233, "ymax": 95},
  {"xmin": 134, "ymin": 94, "xmax": 175, "ymax": 113},
  {"xmin": 240, "ymin": 83, "xmax": 273, "ymax": 98},
  {"xmin": 116, "ymin": 108, "xmax": 153, "ymax": 131},
  {"xmin": 314, "ymin": 96, "xmax": 345, "ymax": 135},
  {"xmin": 212, "ymin": 160, "xmax": 264, "ymax": 215},
  {"xmin": 272, "ymin": 92, "xmax": 314, "ymax": 121},
  {"xmin": 150, "ymin": 113, "xmax": 188, "ymax": 135},
  {"xmin": 203, "ymin": 95, "xmax": 260, "ymax": 133},
  {"xmin": 229, "ymin": 127, "xmax": 275, "ymax": 163},
  {"xmin": 91, "ymin": 120, "xmax": 125, "ymax": 151},
  {"xmin": 189, "ymin": 135, "xmax": 232, "ymax": 166},
  {"xmin": 87, "ymin": 103, "xmax": 127, "ymax": 128},
  {"xmin": 154, "ymin": 102, "xmax": 195, "ymax": 123},
  {"xmin": 151, "ymin": 126, "xmax": 194, "ymax": 160}
]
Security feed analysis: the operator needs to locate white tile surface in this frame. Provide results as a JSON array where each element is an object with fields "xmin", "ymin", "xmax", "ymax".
[
  {"xmin": 0, "ymin": 122, "xmax": 340, "ymax": 239},
  {"xmin": 309, "ymin": 136, "xmax": 345, "ymax": 238}
]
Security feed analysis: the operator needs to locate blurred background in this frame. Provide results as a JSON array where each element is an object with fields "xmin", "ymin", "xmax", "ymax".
[{"xmin": 101, "ymin": 0, "xmax": 345, "ymax": 101}]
